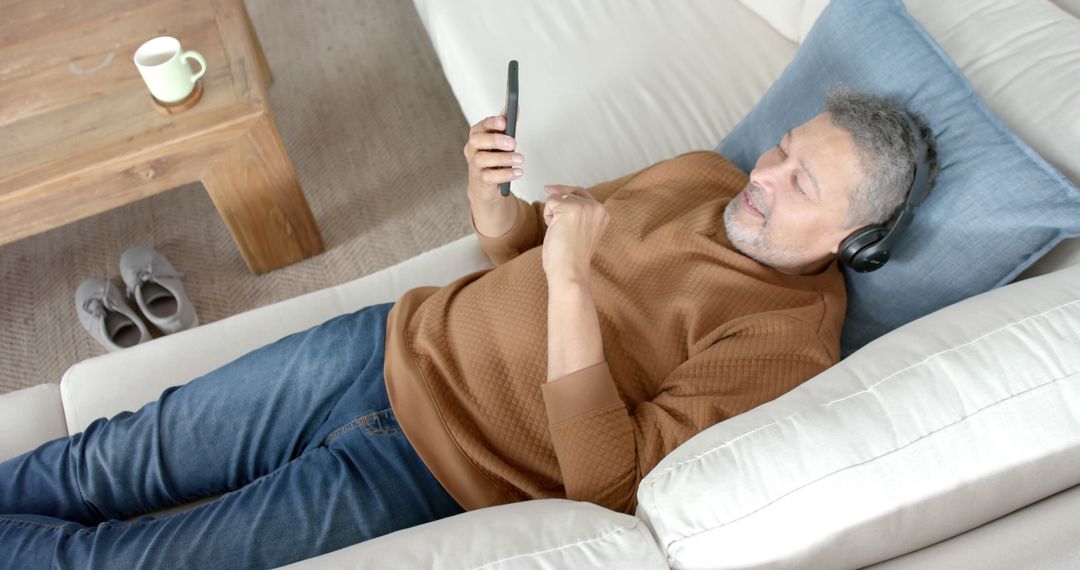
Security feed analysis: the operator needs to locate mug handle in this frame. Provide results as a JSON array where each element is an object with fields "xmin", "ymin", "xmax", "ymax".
[{"xmin": 181, "ymin": 50, "xmax": 207, "ymax": 83}]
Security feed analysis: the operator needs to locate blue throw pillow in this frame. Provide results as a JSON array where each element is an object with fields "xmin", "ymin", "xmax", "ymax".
[{"xmin": 716, "ymin": 0, "xmax": 1080, "ymax": 357}]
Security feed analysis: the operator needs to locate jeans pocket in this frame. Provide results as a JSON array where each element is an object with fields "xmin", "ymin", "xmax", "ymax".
[{"xmin": 323, "ymin": 408, "xmax": 400, "ymax": 446}]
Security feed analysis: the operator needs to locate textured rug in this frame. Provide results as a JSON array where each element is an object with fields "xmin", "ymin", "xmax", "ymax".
[{"xmin": 0, "ymin": 0, "xmax": 472, "ymax": 394}]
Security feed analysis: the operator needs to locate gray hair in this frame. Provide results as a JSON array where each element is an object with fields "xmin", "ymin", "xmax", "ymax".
[{"xmin": 825, "ymin": 86, "xmax": 940, "ymax": 229}]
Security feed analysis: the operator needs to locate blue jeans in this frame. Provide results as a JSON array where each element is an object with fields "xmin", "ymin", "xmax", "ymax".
[{"xmin": 0, "ymin": 302, "xmax": 463, "ymax": 569}]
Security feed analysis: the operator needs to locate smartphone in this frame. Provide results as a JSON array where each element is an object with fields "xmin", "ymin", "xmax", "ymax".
[{"xmin": 499, "ymin": 60, "xmax": 519, "ymax": 197}]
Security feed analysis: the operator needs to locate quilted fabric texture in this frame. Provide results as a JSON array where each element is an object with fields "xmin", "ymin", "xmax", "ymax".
[
  {"xmin": 384, "ymin": 152, "xmax": 846, "ymax": 512},
  {"xmin": 715, "ymin": 0, "xmax": 1080, "ymax": 356}
]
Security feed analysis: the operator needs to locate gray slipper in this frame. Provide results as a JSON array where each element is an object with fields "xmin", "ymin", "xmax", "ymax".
[
  {"xmin": 75, "ymin": 277, "xmax": 152, "ymax": 351},
  {"xmin": 119, "ymin": 246, "xmax": 198, "ymax": 334}
]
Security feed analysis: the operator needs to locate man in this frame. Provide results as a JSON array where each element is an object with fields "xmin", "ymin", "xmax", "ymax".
[{"xmin": 0, "ymin": 87, "xmax": 937, "ymax": 568}]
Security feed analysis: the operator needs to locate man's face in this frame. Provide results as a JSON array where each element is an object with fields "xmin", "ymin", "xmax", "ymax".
[{"xmin": 723, "ymin": 112, "xmax": 863, "ymax": 275}]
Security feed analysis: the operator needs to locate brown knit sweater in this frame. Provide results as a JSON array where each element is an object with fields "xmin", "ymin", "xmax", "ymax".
[{"xmin": 384, "ymin": 151, "xmax": 846, "ymax": 514}]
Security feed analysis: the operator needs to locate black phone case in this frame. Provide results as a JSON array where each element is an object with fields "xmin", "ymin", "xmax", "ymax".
[{"xmin": 500, "ymin": 60, "xmax": 519, "ymax": 197}]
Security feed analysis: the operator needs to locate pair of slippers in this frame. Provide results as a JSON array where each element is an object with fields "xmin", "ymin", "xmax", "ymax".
[{"xmin": 75, "ymin": 246, "xmax": 198, "ymax": 352}]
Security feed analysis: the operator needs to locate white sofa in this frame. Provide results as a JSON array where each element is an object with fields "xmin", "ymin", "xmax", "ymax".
[{"xmin": 3, "ymin": 0, "xmax": 1079, "ymax": 568}]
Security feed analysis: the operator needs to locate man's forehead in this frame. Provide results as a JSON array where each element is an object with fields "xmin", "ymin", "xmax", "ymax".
[
  {"xmin": 783, "ymin": 125, "xmax": 824, "ymax": 202},
  {"xmin": 785, "ymin": 113, "xmax": 863, "ymax": 203},
  {"xmin": 789, "ymin": 112, "xmax": 832, "ymax": 138}
]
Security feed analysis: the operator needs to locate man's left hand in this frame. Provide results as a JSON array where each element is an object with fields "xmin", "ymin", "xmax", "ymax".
[{"xmin": 541, "ymin": 184, "xmax": 609, "ymax": 286}]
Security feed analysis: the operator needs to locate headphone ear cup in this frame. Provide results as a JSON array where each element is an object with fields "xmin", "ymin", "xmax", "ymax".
[{"xmin": 839, "ymin": 225, "xmax": 889, "ymax": 272}]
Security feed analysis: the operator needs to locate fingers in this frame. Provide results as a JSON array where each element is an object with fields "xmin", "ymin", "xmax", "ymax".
[
  {"xmin": 467, "ymin": 114, "xmax": 517, "ymax": 151},
  {"xmin": 470, "ymin": 114, "xmax": 503, "ymax": 134},
  {"xmin": 469, "ymin": 132, "xmax": 516, "ymax": 152},
  {"xmin": 474, "ymin": 150, "xmax": 524, "ymax": 169},
  {"xmin": 544, "ymin": 185, "xmax": 578, "ymax": 194},
  {"xmin": 465, "ymin": 114, "xmax": 523, "ymax": 185},
  {"xmin": 469, "ymin": 114, "xmax": 514, "ymax": 138},
  {"xmin": 543, "ymin": 183, "xmax": 607, "ymax": 230},
  {"xmin": 544, "ymin": 185, "xmax": 594, "ymax": 201},
  {"xmin": 464, "ymin": 129, "xmax": 517, "ymax": 162},
  {"xmin": 543, "ymin": 188, "xmax": 574, "ymax": 225},
  {"xmin": 479, "ymin": 165, "xmax": 524, "ymax": 185}
]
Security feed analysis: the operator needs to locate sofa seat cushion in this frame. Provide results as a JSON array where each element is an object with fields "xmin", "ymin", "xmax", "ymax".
[
  {"xmin": 635, "ymin": 261, "xmax": 1080, "ymax": 569},
  {"xmin": 280, "ymin": 499, "xmax": 667, "ymax": 570},
  {"xmin": 867, "ymin": 483, "xmax": 1080, "ymax": 569}
]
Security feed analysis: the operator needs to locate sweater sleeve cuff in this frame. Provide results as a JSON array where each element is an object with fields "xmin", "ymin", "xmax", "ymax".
[
  {"xmin": 470, "ymin": 197, "xmax": 539, "ymax": 263},
  {"xmin": 541, "ymin": 361, "xmax": 621, "ymax": 425}
]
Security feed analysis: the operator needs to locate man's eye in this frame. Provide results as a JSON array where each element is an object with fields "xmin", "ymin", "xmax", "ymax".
[{"xmin": 792, "ymin": 175, "xmax": 805, "ymax": 195}]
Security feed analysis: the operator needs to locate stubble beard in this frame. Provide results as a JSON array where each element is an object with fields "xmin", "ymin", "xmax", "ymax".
[{"xmin": 723, "ymin": 193, "xmax": 795, "ymax": 271}]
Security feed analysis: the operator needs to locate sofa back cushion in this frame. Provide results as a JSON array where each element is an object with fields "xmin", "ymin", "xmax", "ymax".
[
  {"xmin": 735, "ymin": 0, "xmax": 830, "ymax": 43},
  {"xmin": 410, "ymin": 0, "xmax": 799, "ymax": 205},
  {"xmin": 910, "ymin": 0, "xmax": 1080, "ymax": 281},
  {"xmin": 635, "ymin": 261, "xmax": 1080, "ymax": 569},
  {"xmin": 716, "ymin": 0, "xmax": 1080, "ymax": 357}
]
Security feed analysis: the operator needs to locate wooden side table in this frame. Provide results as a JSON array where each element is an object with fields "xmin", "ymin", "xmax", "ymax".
[{"xmin": 0, "ymin": 0, "xmax": 325, "ymax": 274}]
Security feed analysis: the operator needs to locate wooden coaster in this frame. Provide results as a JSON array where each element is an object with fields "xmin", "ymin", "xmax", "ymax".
[{"xmin": 151, "ymin": 81, "xmax": 204, "ymax": 116}]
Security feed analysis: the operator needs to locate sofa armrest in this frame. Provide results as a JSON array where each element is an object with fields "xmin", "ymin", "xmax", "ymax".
[
  {"xmin": 0, "ymin": 383, "xmax": 67, "ymax": 462},
  {"xmin": 278, "ymin": 499, "xmax": 667, "ymax": 570},
  {"xmin": 637, "ymin": 264, "xmax": 1080, "ymax": 568},
  {"xmin": 59, "ymin": 235, "xmax": 492, "ymax": 435}
]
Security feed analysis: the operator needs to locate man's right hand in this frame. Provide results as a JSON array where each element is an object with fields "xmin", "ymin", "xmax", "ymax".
[{"xmin": 464, "ymin": 114, "xmax": 524, "ymax": 201}]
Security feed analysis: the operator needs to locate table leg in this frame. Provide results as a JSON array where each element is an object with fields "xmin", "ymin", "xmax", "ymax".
[{"xmin": 202, "ymin": 113, "xmax": 324, "ymax": 274}]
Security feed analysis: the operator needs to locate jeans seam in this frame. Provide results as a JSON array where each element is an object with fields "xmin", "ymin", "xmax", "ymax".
[
  {"xmin": 323, "ymin": 409, "xmax": 398, "ymax": 446},
  {"xmin": 70, "ymin": 434, "xmax": 103, "ymax": 522},
  {"xmin": 323, "ymin": 416, "xmax": 366, "ymax": 446},
  {"xmin": 115, "ymin": 485, "xmax": 241, "ymax": 523},
  {"xmin": 0, "ymin": 517, "xmax": 71, "ymax": 531},
  {"xmin": 0, "ymin": 454, "xmax": 310, "ymax": 539},
  {"xmin": 93, "ymin": 456, "xmax": 299, "ymax": 533},
  {"xmin": 107, "ymin": 477, "xmax": 252, "ymax": 523},
  {"xmin": 362, "ymin": 410, "xmax": 400, "ymax": 437}
]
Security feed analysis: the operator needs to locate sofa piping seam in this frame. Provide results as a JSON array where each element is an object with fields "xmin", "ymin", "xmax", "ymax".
[{"xmin": 470, "ymin": 518, "xmax": 648, "ymax": 570}]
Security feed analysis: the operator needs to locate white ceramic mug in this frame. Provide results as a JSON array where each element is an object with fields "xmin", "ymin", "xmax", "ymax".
[{"xmin": 133, "ymin": 36, "xmax": 207, "ymax": 103}]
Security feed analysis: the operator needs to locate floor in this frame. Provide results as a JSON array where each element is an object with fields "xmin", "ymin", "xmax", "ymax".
[{"xmin": 0, "ymin": 0, "xmax": 473, "ymax": 393}]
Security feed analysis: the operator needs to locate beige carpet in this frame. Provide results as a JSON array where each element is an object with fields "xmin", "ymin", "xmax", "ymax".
[{"xmin": 0, "ymin": 0, "xmax": 473, "ymax": 394}]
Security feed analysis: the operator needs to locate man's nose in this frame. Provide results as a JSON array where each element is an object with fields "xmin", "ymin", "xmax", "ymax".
[{"xmin": 749, "ymin": 165, "xmax": 781, "ymax": 194}]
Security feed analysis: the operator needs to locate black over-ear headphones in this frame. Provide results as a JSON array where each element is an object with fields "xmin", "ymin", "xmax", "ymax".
[{"xmin": 838, "ymin": 113, "xmax": 931, "ymax": 273}]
